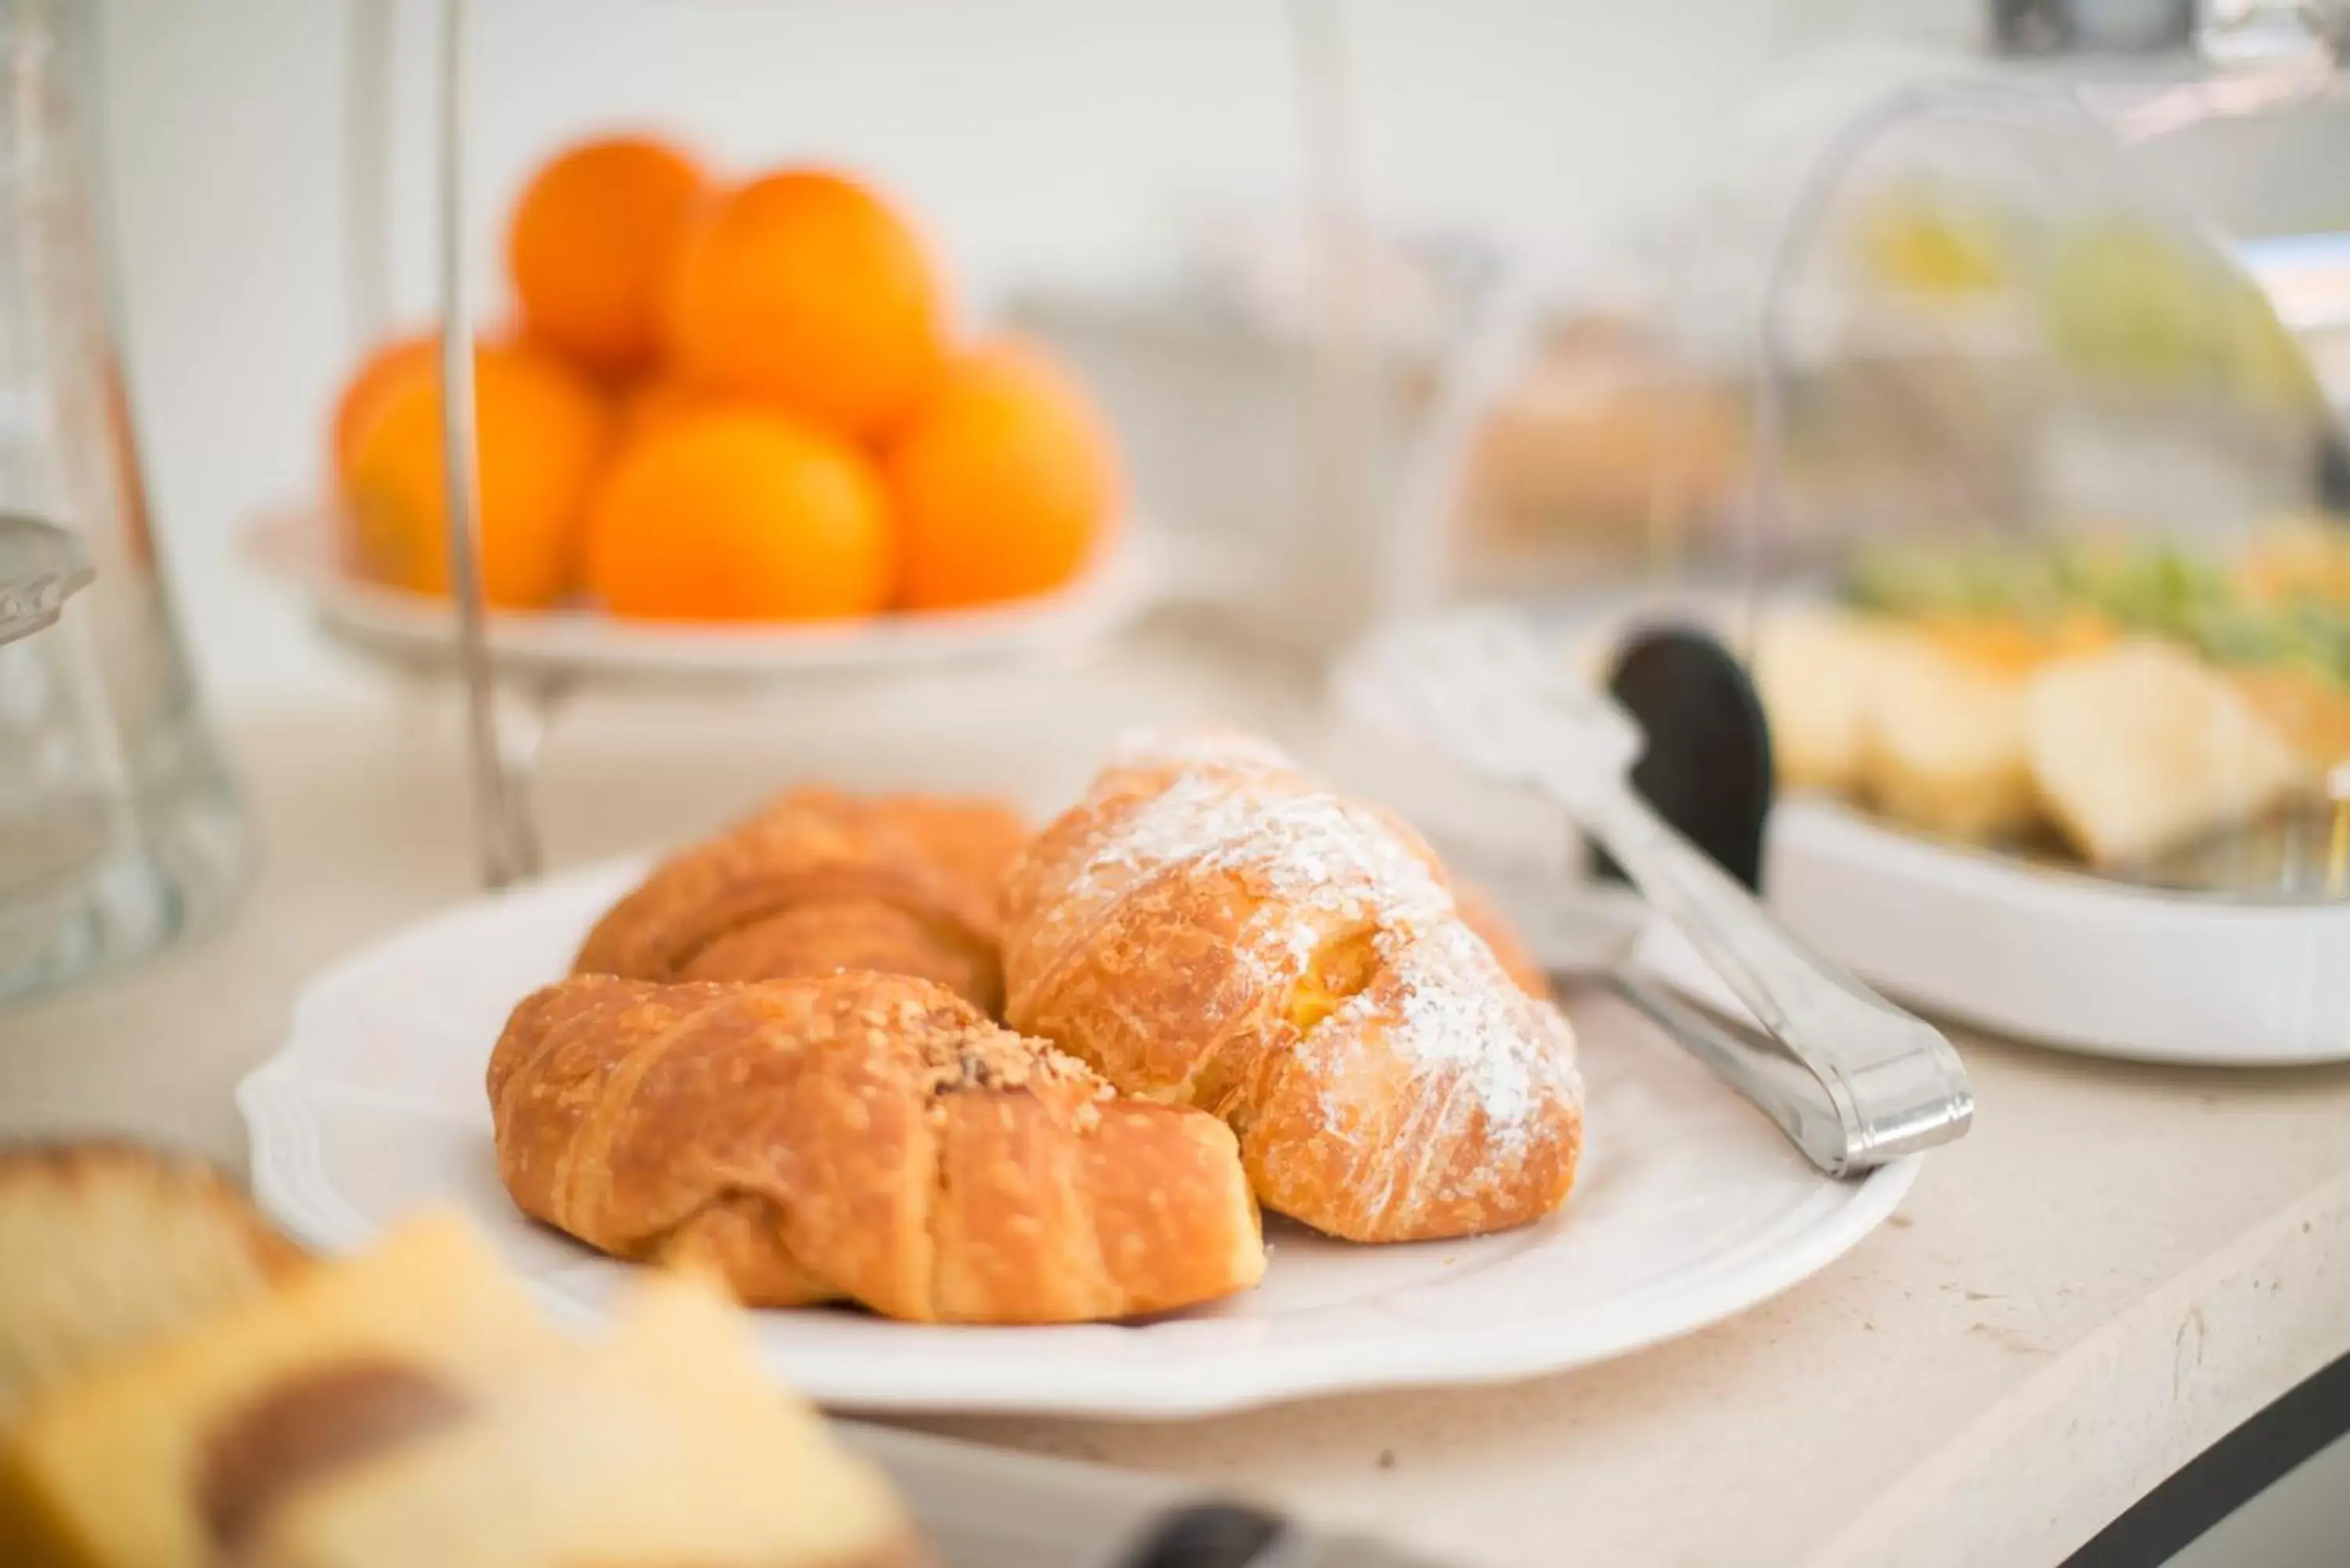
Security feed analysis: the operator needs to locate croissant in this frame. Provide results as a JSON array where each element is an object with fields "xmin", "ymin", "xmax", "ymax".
[
  {"xmin": 487, "ymin": 970, "xmax": 1264, "ymax": 1324},
  {"xmin": 1000, "ymin": 730, "xmax": 1585, "ymax": 1244},
  {"xmin": 573, "ymin": 789, "xmax": 1028, "ymax": 1013}
]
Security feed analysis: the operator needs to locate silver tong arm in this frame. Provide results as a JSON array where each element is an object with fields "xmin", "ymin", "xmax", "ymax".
[{"xmin": 1571, "ymin": 775, "xmax": 1975, "ymax": 1176}]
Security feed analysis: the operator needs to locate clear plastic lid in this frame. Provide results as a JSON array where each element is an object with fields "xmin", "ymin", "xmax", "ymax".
[{"xmin": 1384, "ymin": 55, "xmax": 2350, "ymax": 901}]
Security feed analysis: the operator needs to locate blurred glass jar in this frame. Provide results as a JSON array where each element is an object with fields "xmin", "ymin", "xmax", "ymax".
[{"xmin": 0, "ymin": 0, "xmax": 249, "ymax": 1003}]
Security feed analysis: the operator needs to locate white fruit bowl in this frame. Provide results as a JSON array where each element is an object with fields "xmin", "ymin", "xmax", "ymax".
[{"xmin": 242, "ymin": 501, "xmax": 1155, "ymax": 684}]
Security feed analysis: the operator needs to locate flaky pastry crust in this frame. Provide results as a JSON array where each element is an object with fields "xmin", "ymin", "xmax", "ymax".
[
  {"xmin": 1001, "ymin": 731, "xmax": 1583, "ymax": 1243},
  {"xmin": 488, "ymin": 971, "xmax": 1264, "ymax": 1324},
  {"xmin": 573, "ymin": 789, "xmax": 1028, "ymax": 1014}
]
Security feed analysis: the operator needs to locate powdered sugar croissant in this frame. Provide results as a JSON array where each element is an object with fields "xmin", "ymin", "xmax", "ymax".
[{"xmin": 1001, "ymin": 730, "xmax": 1584, "ymax": 1244}]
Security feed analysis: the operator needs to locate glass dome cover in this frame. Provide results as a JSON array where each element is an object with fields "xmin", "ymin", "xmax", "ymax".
[{"xmin": 1388, "ymin": 53, "xmax": 2350, "ymax": 907}]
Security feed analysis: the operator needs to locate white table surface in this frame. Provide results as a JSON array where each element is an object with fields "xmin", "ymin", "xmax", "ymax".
[{"xmin": 7, "ymin": 624, "xmax": 2350, "ymax": 1568}]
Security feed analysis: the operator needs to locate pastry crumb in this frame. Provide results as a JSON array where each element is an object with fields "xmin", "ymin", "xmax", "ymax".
[{"xmin": 913, "ymin": 1021, "xmax": 1109, "ymax": 1109}]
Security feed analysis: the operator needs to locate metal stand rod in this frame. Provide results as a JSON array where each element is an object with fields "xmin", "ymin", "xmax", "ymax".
[
  {"xmin": 342, "ymin": 0, "xmax": 395, "ymax": 354},
  {"xmin": 494, "ymin": 674, "xmax": 574, "ymax": 863},
  {"xmin": 436, "ymin": 0, "xmax": 537, "ymax": 887}
]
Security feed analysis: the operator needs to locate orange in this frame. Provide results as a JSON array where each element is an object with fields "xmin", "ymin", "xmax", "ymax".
[
  {"xmin": 330, "ymin": 333, "xmax": 437, "ymax": 485},
  {"xmin": 508, "ymin": 135, "xmax": 709, "ymax": 373},
  {"xmin": 616, "ymin": 376, "xmax": 718, "ymax": 442},
  {"xmin": 342, "ymin": 341, "xmax": 613, "ymax": 609},
  {"xmin": 885, "ymin": 341, "xmax": 1118, "ymax": 611},
  {"xmin": 584, "ymin": 407, "xmax": 892, "ymax": 622},
  {"xmin": 662, "ymin": 169, "xmax": 947, "ymax": 439}
]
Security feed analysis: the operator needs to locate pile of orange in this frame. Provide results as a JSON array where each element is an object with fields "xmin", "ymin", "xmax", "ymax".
[{"xmin": 330, "ymin": 135, "xmax": 1119, "ymax": 622}]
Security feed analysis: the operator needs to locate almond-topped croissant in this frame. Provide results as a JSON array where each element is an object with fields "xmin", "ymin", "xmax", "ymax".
[
  {"xmin": 487, "ymin": 971, "xmax": 1264, "ymax": 1324},
  {"xmin": 573, "ymin": 789, "xmax": 1028, "ymax": 1013},
  {"xmin": 1001, "ymin": 730, "xmax": 1585, "ymax": 1245}
]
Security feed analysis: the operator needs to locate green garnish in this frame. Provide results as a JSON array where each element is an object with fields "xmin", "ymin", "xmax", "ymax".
[{"xmin": 1841, "ymin": 528, "xmax": 2350, "ymax": 687}]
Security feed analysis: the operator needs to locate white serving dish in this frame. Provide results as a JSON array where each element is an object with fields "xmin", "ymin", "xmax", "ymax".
[
  {"xmin": 1328, "ymin": 601, "xmax": 2350, "ymax": 1068},
  {"xmin": 1766, "ymin": 797, "xmax": 2350, "ymax": 1065},
  {"xmin": 238, "ymin": 855, "xmax": 1916, "ymax": 1419},
  {"xmin": 242, "ymin": 502, "xmax": 1155, "ymax": 682}
]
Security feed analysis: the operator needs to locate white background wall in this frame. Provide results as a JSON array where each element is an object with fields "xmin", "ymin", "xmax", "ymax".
[
  {"xmin": 92, "ymin": 0, "xmax": 1974, "ymax": 703},
  {"xmin": 87, "ymin": 0, "xmax": 2346, "ymax": 706}
]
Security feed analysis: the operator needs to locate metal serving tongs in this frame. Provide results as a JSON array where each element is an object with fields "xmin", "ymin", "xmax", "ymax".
[{"xmin": 1361, "ymin": 611, "xmax": 1974, "ymax": 1176}]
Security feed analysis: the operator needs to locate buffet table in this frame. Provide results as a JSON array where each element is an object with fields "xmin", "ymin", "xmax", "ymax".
[{"xmin": 7, "ymin": 626, "xmax": 2349, "ymax": 1568}]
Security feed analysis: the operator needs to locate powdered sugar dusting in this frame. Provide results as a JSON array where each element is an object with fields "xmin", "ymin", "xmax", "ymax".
[
  {"xmin": 1075, "ymin": 728, "xmax": 1582, "ymax": 1175},
  {"xmin": 1290, "ymin": 915, "xmax": 1582, "ymax": 1216},
  {"xmin": 1075, "ymin": 768, "xmax": 1451, "ymax": 928},
  {"xmin": 1383, "ymin": 923, "xmax": 1580, "ymax": 1166}
]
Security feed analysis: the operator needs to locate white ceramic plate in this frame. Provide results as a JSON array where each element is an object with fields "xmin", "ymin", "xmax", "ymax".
[
  {"xmin": 238, "ymin": 857, "xmax": 1918, "ymax": 1418},
  {"xmin": 241, "ymin": 504, "xmax": 1155, "ymax": 681}
]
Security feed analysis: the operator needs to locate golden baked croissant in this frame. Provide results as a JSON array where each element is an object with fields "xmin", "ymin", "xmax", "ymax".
[
  {"xmin": 488, "ymin": 970, "xmax": 1264, "ymax": 1324},
  {"xmin": 1001, "ymin": 730, "xmax": 1584, "ymax": 1244},
  {"xmin": 573, "ymin": 789, "xmax": 1027, "ymax": 1014}
]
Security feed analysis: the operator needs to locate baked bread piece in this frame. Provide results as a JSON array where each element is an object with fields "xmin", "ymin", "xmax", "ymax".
[
  {"xmin": 2026, "ymin": 639, "xmax": 2308, "ymax": 866},
  {"xmin": 1000, "ymin": 730, "xmax": 1585, "ymax": 1245},
  {"xmin": 2227, "ymin": 663, "xmax": 2350, "ymax": 771},
  {"xmin": 0, "ymin": 1215, "xmax": 556, "ymax": 1568},
  {"xmin": 238, "ymin": 1271, "xmax": 920, "ymax": 1568},
  {"xmin": 574, "ymin": 788, "xmax": 1028, "ymax": 1014},
  {"xmin": 1752, "ymin": 607, "xmax": 1896, "ymax": 795},
  {"xmin": 0, "ymin": 1142, "xmax": 306, "ymax": 1432},
  {"xmin": 488, "ymin": 970, "xmax": 1264, "ymax": 1323},
  {"xmin": 1854, "ymin": 633, "xmax": 2038, "ymax": 843},
  {"xmin": 0, "ymin": 1212, "xmax": 923, "ymax": 1568}
]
